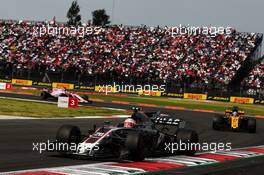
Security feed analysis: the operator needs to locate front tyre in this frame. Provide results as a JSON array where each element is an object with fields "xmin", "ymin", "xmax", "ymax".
[
  {"xmin": 247, "ymin": 118, "xmax": 256, "ymax": 133},
  {"xmin": 212, "ymin": 114, "xmax": 224, "ymax": 130},
  {"xmin": 125, "ymin": 132, "xmax": 145, "ymax": 161},
  {"xmin": 175, "ymin": 129, "xmax": 199, "ymax": 156}
]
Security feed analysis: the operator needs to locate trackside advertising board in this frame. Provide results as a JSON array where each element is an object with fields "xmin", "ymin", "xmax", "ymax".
[
  {"xmin": 74, "ymin": 85, "xmax": 95, "ymax": 90},
  {"xmin": 0, "ymin": 83, "xmax": 12, "ymax": 90},
  {"xmin": 95, "ymin": 86, "xmax": 117, "ymax": 93},
  {"xmin": 254, "ymin": 99, "xmax": 264, "ymax": 104},
  {"xmin": 58, "ymin": 97, "xmax": 78, "ymax": 108},
  {"xmin": 184, "ymin": 93, "xmax": 207, "ymax": 100},
  {"xmin": 33, "ymin": 81, "xmax": 52, "ymax": 87},
  {"xmin": 230, "ymin": 96, "xmax": 254, "ymax": 104},
  {"xmin": 12, "ymin": 79, "xmax": 32, "ymax": 86},
  {"xmin": 207, "ymin": 95, "xmax": 229, "ymax": 102},
  {"xmin": 138, "ymin": 90, "xmax": 161, "ymax": 96},
  {"xmin": 161, "ymin": 92, "xmax": 184, "ymax": 98},
  {"xmin": 52, "ymin": 82, "xmax": 74, "ymax": 90},
  {"xmin": 0, "ymin": 79, "xmax": 11, "ymax": 83}
]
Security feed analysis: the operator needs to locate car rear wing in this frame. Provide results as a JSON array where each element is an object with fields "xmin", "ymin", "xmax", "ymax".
[
  {"xmin": 225, "ymin": 109, "xmax": 245, "ymax": 115},
  {"xmin": 154, "ymin": 116, "xmax": 185, "ymax": 127}
]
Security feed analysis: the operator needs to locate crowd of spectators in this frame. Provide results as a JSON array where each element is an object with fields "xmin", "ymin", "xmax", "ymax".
[
  {"xmin": 242, "ymin": 59, "xmax": 264, "ymax": 89},
  {"xmin": 0, "ymin": 20, "xmax": 262, "ymax": 89}
]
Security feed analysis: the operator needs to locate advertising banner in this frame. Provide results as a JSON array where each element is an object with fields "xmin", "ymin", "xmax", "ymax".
[
  {"xmin": 0, "ymin": 83, "xmax": 12, "ymax": 90},
  {"xmin": 161, "ymin": 92, "xmax": 184, "ymax": 98},
  {"xmin": 74, "ymin": 85, "xmax": 95, "ymax": 90},
  {"xmin": 254, "ymin": 99, "xmax": 264, "ymax": 105},
  {"xmin": 95, "ymin": 86, "xmax": 117, "ymax": 93},
  {"xmin": 184, "ymin": 93, "xmax": 207, "ymax": 100},
  {"xmin": 58, "ymin": 97, "xmax": 78, "ymax": 108},
  {"xmin": 33, "ymin": 81, "xmax": 52, "ymax": 87},
  {"xmin": 12, "ymin": 79, "xmax": 32, "ymax": 86},
  {"xmin": 138, "ymin": 90, "xmax": 161, "ymax": 96},
  {"xmin": 0, "ymin": 79, "xmax": 11, "ymax": 83},
  {"xmin": 52, "ymin": 82, "xmax": 74, "ymax": 89},
  {"xmin": 230, "ymin": 96, "xmax": 254, "ymax": 104},
  {"xmin": 207, "ymin": 95, "xmax": 229, "ymax": 102}
]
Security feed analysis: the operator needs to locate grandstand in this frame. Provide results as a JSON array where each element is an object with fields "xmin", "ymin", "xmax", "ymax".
[
  {"xmin": 0, "ymin": 19, "xmax": 263, "ymax": 97},
  {"xmin": 241, "ymin": 56, "xmax": 264, "ymax": 98}
]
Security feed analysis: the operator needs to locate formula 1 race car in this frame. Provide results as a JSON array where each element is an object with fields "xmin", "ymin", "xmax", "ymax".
[
  {"xmin": 40, "ymin": 88, "xmax": 92, "ymax": 103},
  {"xmin": 212, "ymin": 106, "xmax": 256, "ymax": 133},
  {"xmin": 49, "ymin": 107, "xmax": 199, "ymax": 161}
]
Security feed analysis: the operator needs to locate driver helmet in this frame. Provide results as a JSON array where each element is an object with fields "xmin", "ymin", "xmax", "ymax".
[
  {"xmin": 124, "ymin": 118, "xmax": 136, "ymax": 128},
  {"xmin": 233, "ymin": 111, "xmax": 238, "ymax": 116}
]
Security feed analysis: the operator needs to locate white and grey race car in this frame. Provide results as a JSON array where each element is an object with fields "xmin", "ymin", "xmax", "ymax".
[{"xmin": 40, "ymin": 88, "xmax": 92, "ymax": 103}]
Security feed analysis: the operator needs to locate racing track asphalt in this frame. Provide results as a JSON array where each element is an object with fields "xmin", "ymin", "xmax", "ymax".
[{"xmin": 0, "ymin": 92, "xmax": 264, "ymax": 174}]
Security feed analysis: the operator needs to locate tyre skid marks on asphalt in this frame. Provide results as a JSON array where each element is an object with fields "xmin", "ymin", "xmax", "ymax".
[{"xmin": 5, "ymin": 145, "xmax": 264, "ymax": 175}]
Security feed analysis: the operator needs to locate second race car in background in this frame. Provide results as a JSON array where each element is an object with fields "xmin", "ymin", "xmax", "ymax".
[
  {"xmin": 212, "ymin": 106, "xmax": 256, "ymax": 133},
  {"xmin": 40, "ymin": 88, "xmax": 92, "ymax": 103}
]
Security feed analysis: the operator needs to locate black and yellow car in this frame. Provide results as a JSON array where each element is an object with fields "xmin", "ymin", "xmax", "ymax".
[{"xmin": 212, "ymin": 106, "xmax": 256, "ymax": 133}]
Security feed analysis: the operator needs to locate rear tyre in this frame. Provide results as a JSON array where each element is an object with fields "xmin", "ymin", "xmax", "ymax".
[
  {"xmin": 176, "ymin": 129, "xmax": 199, "ymax": 156},
  {"xmin": 40, "ymin": 91, "xmax": 49, "ymax": 100},
  {"xmin": 125, "ymin": 132, "xmax": 145, "ymax": 161},
  {"xmin": 247, "ymin": 118, "xmax": 256, "ymax": 133},
  {"xmin": 212, "ymin": 114, "xmax": 224, "ymax": 130}
]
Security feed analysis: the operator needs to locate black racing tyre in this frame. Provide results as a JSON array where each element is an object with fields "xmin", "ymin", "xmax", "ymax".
[
  {"xmin": 59, "ymin": 93, "xmax": 68, "ymax": 97},
  {"xmin": 125, "ymin": 131, "xmax": 145, "ymax": 161},
  {"xmin": 40, "ymin": 91, "xmax": 49, "ymax": 100},
  {"xmin": 212, "ymin": 114, "xmax": 224, "ymax": 130},
  {"xmin": 117, "ymin": 123, "xmax": 124, "ymax": 127},
  {"xmin": 176, "ymin": 129, "xmax": 199, "ymax": 156},
  {"xmin": 56, "ymin": 125, "xmax": 81, "ymax": 144},
  {"xmin": 247, "ymin": 118, "xmax": 256, "ymax": 133}
]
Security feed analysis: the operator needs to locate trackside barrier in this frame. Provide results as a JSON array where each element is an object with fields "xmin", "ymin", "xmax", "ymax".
[
  {"xmin": 0, "ymin": 79, "xmax": 11, "ymax": 83},
  {"xmin": 183, "ymin": 93, "xmax": 207, "ymax": 100},
  {"xmin": 230, "ymin": 96, "xmax": 254, "ymax": 104},
  {"xmin": 52, "ymin": 82, "xmax": 74, "ymax": 90},
  {"xmin": 58, "ymin": 97, "xmax": 78, "ymax": 108},
  {"xmin": 254, "ymin": 99, "xmax": 264, "ymax": 104},
  {"xmin": 0, "ymin": 83, "xmax": 12, "ymax": 90},
  {"xmin": 95, "ymin": 86, "xmax": 117, "ymax": 93},
  {"xmin": 12, "ymin": 79, "xmax": 32, "ymax": 86},
  {"xmin": 0, "ymin": 78, "xmax": 263, "ymax": 105},
  {"xmin": 161, "ymin": 92, "xmax": 184, "ymax": 98},
  {"xmin": 33, "ymin": 81, "xmax": 52, "ymax": 87},
  {"xmin": 74, "ymin": 85, "xmax": 95, "ymax": 90},
  {"xmin": 207, "ymin": 95, "xmax": 229, "ymax": 102},
  {"xmin": 138, "ymin": 90, "xmax": 161, "ymax": 96}
]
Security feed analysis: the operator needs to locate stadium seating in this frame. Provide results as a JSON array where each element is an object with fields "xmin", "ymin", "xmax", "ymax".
[
  {"xmin": 242, "ymin": 60, "xmax": 264, "ymax": 89},
  {"xmin": 0, "ymin": 20, "xmax": 262, "ymax": 90}
]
